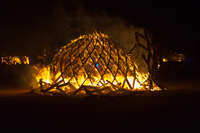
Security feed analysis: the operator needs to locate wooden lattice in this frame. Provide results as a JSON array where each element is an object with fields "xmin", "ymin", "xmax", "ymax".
[{"xmin": 35, "ymin": 31, "xmax": 160, "ymax": 96}]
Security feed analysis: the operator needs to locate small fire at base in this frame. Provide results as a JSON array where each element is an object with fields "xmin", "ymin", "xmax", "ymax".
[{"xmin": 32, "ymin": 32, "xmax": 161, "ymax": 96}]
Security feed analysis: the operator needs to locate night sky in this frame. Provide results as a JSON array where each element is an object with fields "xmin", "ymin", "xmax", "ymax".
[{"xmin": 0, "ymin": 0, "xmax": 199, "ymax": 58}]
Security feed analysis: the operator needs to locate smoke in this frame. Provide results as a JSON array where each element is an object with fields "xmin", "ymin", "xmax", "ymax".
[
  {"xmin": 49, "ymin": 6, "xmax": 145, "ymax": 53},
  {"xmin": 0, "ymin": 4, "xmax": 145, "ymax": 57}
]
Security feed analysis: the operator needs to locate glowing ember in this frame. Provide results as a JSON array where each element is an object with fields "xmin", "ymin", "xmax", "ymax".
[{"xmin": 32, "ymin": 32, "xmax": 161, "ymax": 96}]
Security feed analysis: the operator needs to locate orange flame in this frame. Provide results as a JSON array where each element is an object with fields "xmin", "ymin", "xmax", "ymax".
[{"xmin": 33, "ymin": 65, "xmax": 160, "ymax": 93}]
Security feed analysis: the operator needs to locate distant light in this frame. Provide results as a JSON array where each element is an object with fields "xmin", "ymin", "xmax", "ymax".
[
  {"xmin": 1, "ymin": 56, "xmax": 29, "ymax": 65},
  {"xmin": 162, "ymin": 58, "xmax": 168, "ymax": 62},
  {"xmin": 157, "ymin": 64, "xmax": 160, "ymax": 69},
  {"xmin": 177, "ymin": 59, "xmax": 182, "ymax": 62}
]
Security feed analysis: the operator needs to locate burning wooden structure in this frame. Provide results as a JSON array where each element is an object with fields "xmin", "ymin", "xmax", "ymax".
[{"xmin": 32, "ymin": 31, "xmax": 160, "ymax": 96}]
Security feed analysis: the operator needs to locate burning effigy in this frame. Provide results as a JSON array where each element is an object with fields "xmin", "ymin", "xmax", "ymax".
[{"xmin": 32, "ymin": 31, "xmax": 160, "ymax": 96}]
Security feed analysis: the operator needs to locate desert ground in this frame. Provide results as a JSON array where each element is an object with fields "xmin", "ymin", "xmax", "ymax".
[{"xmin": 0, "ymin": 63, "xmax": 200, "ymax": 131}]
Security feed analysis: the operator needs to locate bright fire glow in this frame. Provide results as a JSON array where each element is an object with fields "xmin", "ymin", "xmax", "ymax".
[
  {"xmin": 33, "ymin": 65, "xmax": 160, "ymax": 93},
  {"xmin": 32, "ymin": 32, "xmax": 161, "ymax": 95}
]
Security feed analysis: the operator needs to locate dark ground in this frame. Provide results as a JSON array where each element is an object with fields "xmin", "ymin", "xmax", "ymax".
[
  {"xmin": 0, "ymin": 91, "xmax": 200, "ymax": 131},
  {"xmin": 0, "ymin": 63, "xmax": 200, "ymax": 131}
]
